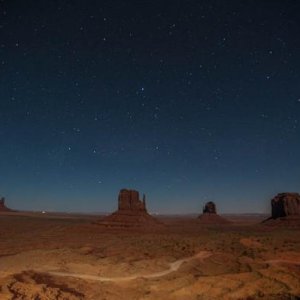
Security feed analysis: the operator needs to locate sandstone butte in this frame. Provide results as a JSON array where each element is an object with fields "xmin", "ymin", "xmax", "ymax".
[
  {"xmin": 263, "ymin": 193, "xmax": 300, "ymax": 226},
  {"xmin": 198, "ymin": 201, "xmax": 230, "ymax": 224},
  {"xmin": 96, "ymin": 189, "xmax": 164, "ymax": 230}
]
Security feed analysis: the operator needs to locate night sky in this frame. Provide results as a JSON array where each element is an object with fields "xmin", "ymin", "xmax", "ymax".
[{"xmin": 0, "ymin": 1, "xmax": 299, "ymax": 214}]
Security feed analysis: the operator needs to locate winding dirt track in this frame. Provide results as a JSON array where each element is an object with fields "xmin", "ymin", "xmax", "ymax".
[
  {"xmin": 45, "ymin": 254, "xmax": 300, "ymax": 283},
  {"xmin": 46, "ymin": 251, "xmax": 212, "ymax": 282},
  {"xmin": 266, "ymin": 259, "xmax": 300, "ymax": 266}
]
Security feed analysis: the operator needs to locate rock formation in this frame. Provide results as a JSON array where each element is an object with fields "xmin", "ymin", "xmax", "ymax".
[
  {"xmin": 96, "ymin": 189, "xmax": 164, "ymax": 230},
  {"xmin": 271, "ymin": 193, "xmax": 300, "ymax": 218},
  {"xmin": 263, "ymin": 193, "xmax": 300, "ymax": 226},
  {"xmin": 118, "ymin": 189, "xmax": 146, "ymax": 212},
  {"xmin": 198, "ymin": 201, "xmax": 229, "ymax": 224},
  {"xmin": 0, "ymin": 197, "xmax": 12, "ymax": 212},
  {"xmin": 203, "ymin": 201, "xmax": 217, "ymax": 214}
]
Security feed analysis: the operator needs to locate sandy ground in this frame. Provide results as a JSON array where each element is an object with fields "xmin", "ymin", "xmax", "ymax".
[{"xmin": 0, "ymin": 212, "xmax": 300, "ymax": 299}]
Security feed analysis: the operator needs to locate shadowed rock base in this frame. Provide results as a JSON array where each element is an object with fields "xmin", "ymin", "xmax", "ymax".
[
  {"xmin": 198, "ymin": 213, "xmax": 230, "ymax": 224},
  {"xmin": 263, "ymin": 215, "xmax": 300, "ymax": 227}
]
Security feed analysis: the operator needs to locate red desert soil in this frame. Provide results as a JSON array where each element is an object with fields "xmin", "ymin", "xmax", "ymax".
[{"xmin": 0, "ymin": 211, "xmax": 300, "ymax": 300}]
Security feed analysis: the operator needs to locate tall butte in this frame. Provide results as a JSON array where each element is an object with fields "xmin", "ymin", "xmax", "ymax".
[
  {"xmin": 96, "ymin": 189, "xmax": 164, "ymax": 230},
  {"xmin": 0, "ymin": 197, "xmax": 13, "ymax": 212}
]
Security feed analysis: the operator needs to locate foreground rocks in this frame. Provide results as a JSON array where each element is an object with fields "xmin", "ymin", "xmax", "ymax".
[
  {"xmin": 198, "ymin": 201, "xmax": 230, "ymax": 224},
  {"xmin": 96, "ymin": 189, "xmax": 164, "ymax": 230}
]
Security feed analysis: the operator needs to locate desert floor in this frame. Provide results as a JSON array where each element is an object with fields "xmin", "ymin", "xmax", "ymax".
[{"xmin": 0, "ymin": 212, "xmax": 300, "ymax": 300}]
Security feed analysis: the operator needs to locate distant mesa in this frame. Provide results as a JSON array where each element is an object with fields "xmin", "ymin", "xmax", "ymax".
[
  {"xmin": 198, "ymin": 201, "xmax": 230, "ymax": 224},
  {"xmin": 0, "ymin": 197, "xmax": 13, "ymax": 212},
  {"xmin": 96, "ymin": 189, "xmax": 164, "ymax": 230},
  {"xmin": 264, "ymin": 193, "xmax": 300, "ymax": 226}
]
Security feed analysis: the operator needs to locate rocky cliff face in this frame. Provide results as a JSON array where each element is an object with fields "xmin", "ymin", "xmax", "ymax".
[
  {"xmin": 271, "ymin": 193, "xmax": 300, "ymax": 219},
  {"xmin": 118, "ymin": 189, "xmax": 146, "ymax": 212}
]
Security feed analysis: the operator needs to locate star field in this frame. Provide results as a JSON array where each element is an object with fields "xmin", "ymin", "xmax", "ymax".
[{"xmin": 0, "ymin": 1, "xmax": 299, "ymax": 213}]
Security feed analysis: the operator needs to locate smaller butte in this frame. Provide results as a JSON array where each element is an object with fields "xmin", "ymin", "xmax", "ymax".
[
  {"xmin": 96, "ymin": 189, "xmax": 164, "ymax": 230},
  {"xmin": 198, "ymin": 201, "xmax": 230, "ymax": 224}
]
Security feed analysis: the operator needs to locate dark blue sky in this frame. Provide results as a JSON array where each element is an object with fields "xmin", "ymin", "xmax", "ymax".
[{"xmin": 0, "ymin": 1, "xmax": 299, "ymax": 213}]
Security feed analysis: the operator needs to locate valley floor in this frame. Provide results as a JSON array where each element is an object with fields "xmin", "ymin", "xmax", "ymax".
[{"xmin": 0, "ymin": 212, "xmax": 299, "ymax": 299}]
